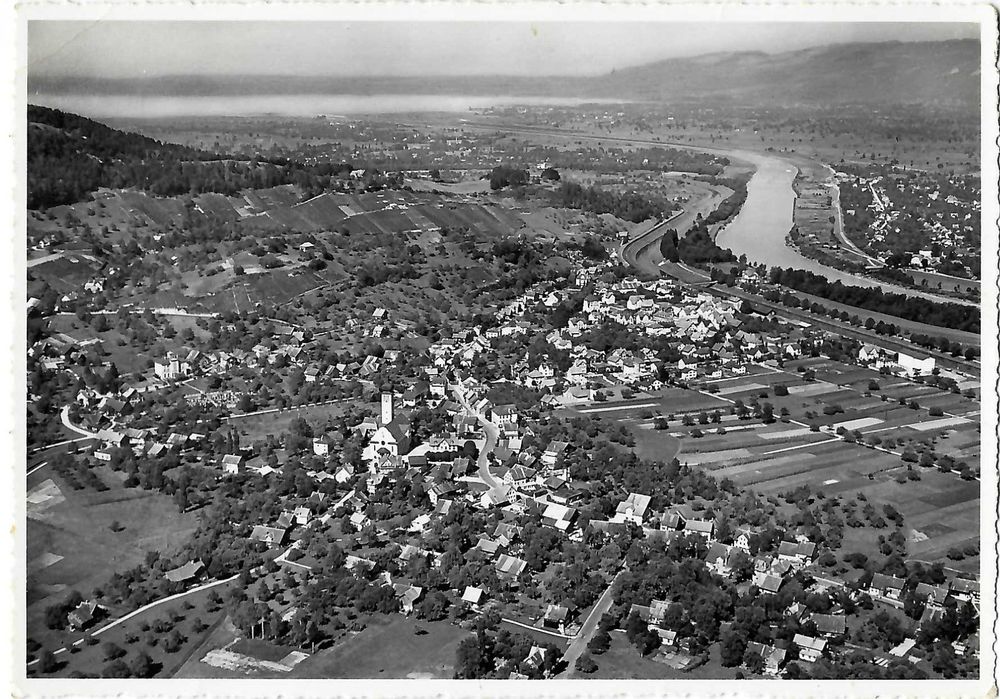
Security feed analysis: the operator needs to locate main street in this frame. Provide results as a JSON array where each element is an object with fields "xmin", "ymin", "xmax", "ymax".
[
  {"xmin": 450, "ymin": 382, "xmax": 506, "ymax": 502},
  {"xmin": 558, "ymin": 569, "xmax": 624, "ymax": 677}
]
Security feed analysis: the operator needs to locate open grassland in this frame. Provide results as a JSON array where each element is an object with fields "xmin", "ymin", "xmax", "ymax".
[
  {"xmin": 26, "ymin": 468, "xmax": 200, "ymax": 649},
  {"xmin": 227, "ymin": 398, "xmax": 373, "ymax": 443}
]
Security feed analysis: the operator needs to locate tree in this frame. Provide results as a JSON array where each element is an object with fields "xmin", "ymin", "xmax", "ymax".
[
  {"xmin": 38, "ymin": 649, "xmax": 59, "ymax": 674},
  {"xmin": 129, "ymin": 651, "xmax": 155, "ymax": 678},
  {"xmin": 102, "ymin": 641, "xmax": 125, "ymax": 660},
  {"xmin": 575, "ymin": 653, "xmax": 598, "ymax": 674},
  {"xmin": 720, "ymin": 630, "xmax": 748, "ymax": 667},
  {"xmin": 101, "ymin": 659, "xmax": 131, "ymax": 678},
  {"xmin": 588, "ymin": 628, "xmax": 611, "ymax": 655}
]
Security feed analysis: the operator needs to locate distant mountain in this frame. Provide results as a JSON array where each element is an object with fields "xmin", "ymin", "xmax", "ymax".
[
  {"xmin": 29, "ymin": 39, "xmax": 979, "ymax": 109},
  {"xmin": 587, "ymin": 40, "xmax": 980, "ymax": 108}
]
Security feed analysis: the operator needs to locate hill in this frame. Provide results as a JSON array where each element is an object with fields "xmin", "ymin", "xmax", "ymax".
[
  {"xmin": 588, "ymin": 40, "xmax": 980, "ymax": 108},
  {"xmin": 27, "ymin": 105, "xmax": 347, "ymax": 209},
  {"xmin": 28, "ymin": 40, "xmax": 980, "ymax": 109}
]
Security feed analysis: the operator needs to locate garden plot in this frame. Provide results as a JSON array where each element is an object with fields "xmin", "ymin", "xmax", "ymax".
[
  {"xmin": 715, "ymin": 381, "xmax": 767, "ymax": 396},
  {"xmin": 909, "ymin": 416, "xmax": 973, "ymax": 432},
  {"xmin": 833, "ymin": 417, "xmax": 884, "ymax": 431},
  {"xmin": 786, "ymin": 382, "xmax": 841, "ymax": 397}
]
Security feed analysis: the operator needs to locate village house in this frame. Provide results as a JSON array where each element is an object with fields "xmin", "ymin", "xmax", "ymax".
[
  {"xmin": 67, "ymin": 600, "xmax": 103, "ymax": 631},
  {"xmin": 164, "ymin": 559, "xmax": 205, "ymax": 585},
  {"xmin": 869, "ymin": 572, "xmax": 906, "ymax": 600},
  {"xmin": 745, "ymin": 642, "xmax": 787, "ymax": 676},
  {"xmin": 462, "ymin": 585, "xmax": 486, "ymax": 612},
  {"xmin": 612, "ymin": 492, "xmax": 652, "ymax": 526},
  {"xmin": 777, "ymin": 540, "xmax": 817, "ymax": 568},
  {"xmin": 810, "ymin": 613, "xmax": 848, "ymax": 639},
  {"xmin": 793, "ymin": 634, "xmax": 827, "ymax": 663}
]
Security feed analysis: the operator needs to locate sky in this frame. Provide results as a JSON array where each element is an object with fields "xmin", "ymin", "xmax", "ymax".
[{"xmin": 28, "ymin": 21, "xmax": 980, "ymax": 79}]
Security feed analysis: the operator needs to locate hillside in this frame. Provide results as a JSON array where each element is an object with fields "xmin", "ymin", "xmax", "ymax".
[
  {"xmin": 27, "ymin": 106, "xmax": 347, "ymax": 209},
  {"xmin": 589, "ymin": 40, "xmax": 980, "ymax": 107},
  {"xmin": 28, "ymin": 40, "xmax": 980, "ymax": 109}
]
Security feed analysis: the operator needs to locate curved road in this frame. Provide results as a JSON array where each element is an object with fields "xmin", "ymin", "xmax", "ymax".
[{"xmin": 450, "ymin": 383, "xmax": 505, "ymax": 501}]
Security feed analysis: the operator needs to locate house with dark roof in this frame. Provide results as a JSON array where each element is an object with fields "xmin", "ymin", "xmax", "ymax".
[
  {"xmin": 869, "ymin": 572, "xmax": 906, "ymax": 600},
  {"xmin": 777, "ymin": 540, "xmax": 816, "ymax": 567},
  {"xmin": 164, "ymin": 559, "xmax": 205, "ymax": 584},
  {"xmin": 810, "ymin": 613, "xmax": 847, "ymax": 638},
  {"xmin": 250, "ymin": 524, "xmax": 290, "ymax": 547}
]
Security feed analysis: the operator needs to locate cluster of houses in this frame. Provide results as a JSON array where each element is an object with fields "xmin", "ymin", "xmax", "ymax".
[
  {"xmin": 856, "ymin": 345, "xmax": 937, "ymax": 378},
  {"xmin": 837, "ymin": 171, "xmax": 978, "ymax": 277}
]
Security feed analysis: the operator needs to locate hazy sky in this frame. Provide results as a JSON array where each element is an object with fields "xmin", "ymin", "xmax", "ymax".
[{"xmin": 28, "ymin": 21, "xmax": 979, "ymax": 79}]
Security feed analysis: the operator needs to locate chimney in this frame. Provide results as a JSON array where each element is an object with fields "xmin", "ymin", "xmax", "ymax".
[{"xmin": 381, "ymin": 391, "xmax": 394, "ymax": 425}]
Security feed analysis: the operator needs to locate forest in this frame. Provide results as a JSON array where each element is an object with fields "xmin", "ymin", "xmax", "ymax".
[
  {"xmin": 27, "ymin": 106, "xmax": 353, "ymax": 208},
  {"xmin": 551, "ymin": 181, "xmax": 677, "ymax": 223}
]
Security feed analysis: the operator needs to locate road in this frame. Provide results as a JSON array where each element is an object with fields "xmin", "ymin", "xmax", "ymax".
[
  {"xmin": 450, "ymin": 383, "xmax": 505, "ymax": 501},
  {"xmin": 620, "ymin": 184, "xmax": 726, "ymax": 276},
  {"xmin": 559, "ymin": 569, "xmax": 624, "ymax": 677},
  {"xmin": 60, "ymin": 405, "xmax": 97, "ymax": 439},
  {"xmin": 26, "ymin": 574, "xmax": 239, "ymax": 667},
  {"xmin": 827, "ymin": 175, "xmax": 882, "ymax": 268}
]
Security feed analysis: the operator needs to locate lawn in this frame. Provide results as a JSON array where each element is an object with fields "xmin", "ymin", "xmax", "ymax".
[{"xmin": 627, "ymin": 425, "xmax": 682, "ymax": 463}]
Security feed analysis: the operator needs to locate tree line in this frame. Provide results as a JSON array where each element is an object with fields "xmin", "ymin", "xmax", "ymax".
[{"xmin": 767, "ymin": 267, "xmax": 979, "ymax": 333}]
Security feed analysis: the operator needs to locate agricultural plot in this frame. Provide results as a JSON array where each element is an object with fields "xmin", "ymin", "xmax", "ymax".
[
  {"xmin": 851, "ymin": 470, "xmax": 981, "ymax": 572},
  {"xmin": 571, "ymin": 388, "xmax": 730, "ymax": 419}
]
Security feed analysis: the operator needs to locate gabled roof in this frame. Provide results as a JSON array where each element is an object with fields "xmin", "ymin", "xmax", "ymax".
[
  {"xmin": 811, "ymin": 613, "xmax": 847, "ymax": 636},
  {"xmin": 495, "ymin": 554, "xmax": 527, "ymax": 578},
  {"xmin": 165, "ymin": 559, "xmax": 204, "ymax": 583},
  {"xmin": 793, "ymin": 634, "xmax": 827, "ymax": 652},
  {"xmin": 871, "ymin": 572, "xmax": 906, "ymax": 590},
  {"xmin": 462, "ymin": 586, "xmax": 485, "ymax": 604}
]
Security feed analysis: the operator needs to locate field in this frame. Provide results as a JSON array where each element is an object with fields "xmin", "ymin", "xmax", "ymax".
[
  {"xmin": 561, "ymin": 387, "xmax": 731, "ymax": 420},
  {"xmin": 26, "ymin": 466, "xmax": 200, "ymax": 654},
  {"xmin": 28, "ymin": 580, "xmax": 233, "ymax": 679},
  {"xmin": 226, "ymin": 397, "xmax": 374, "ymax": 443},
  {"xmin": 582, "ymin": 355, "xmax": 980, "ymax": 570},
  {"xmin": 176, "ymin": 615, "xmax": 467, "ymax": 679}
]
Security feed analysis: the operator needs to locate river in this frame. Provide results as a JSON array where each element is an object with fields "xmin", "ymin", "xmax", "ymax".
[{"xmin": 713, "ymin": 149, "xmax": 978, "ymax": 307}]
